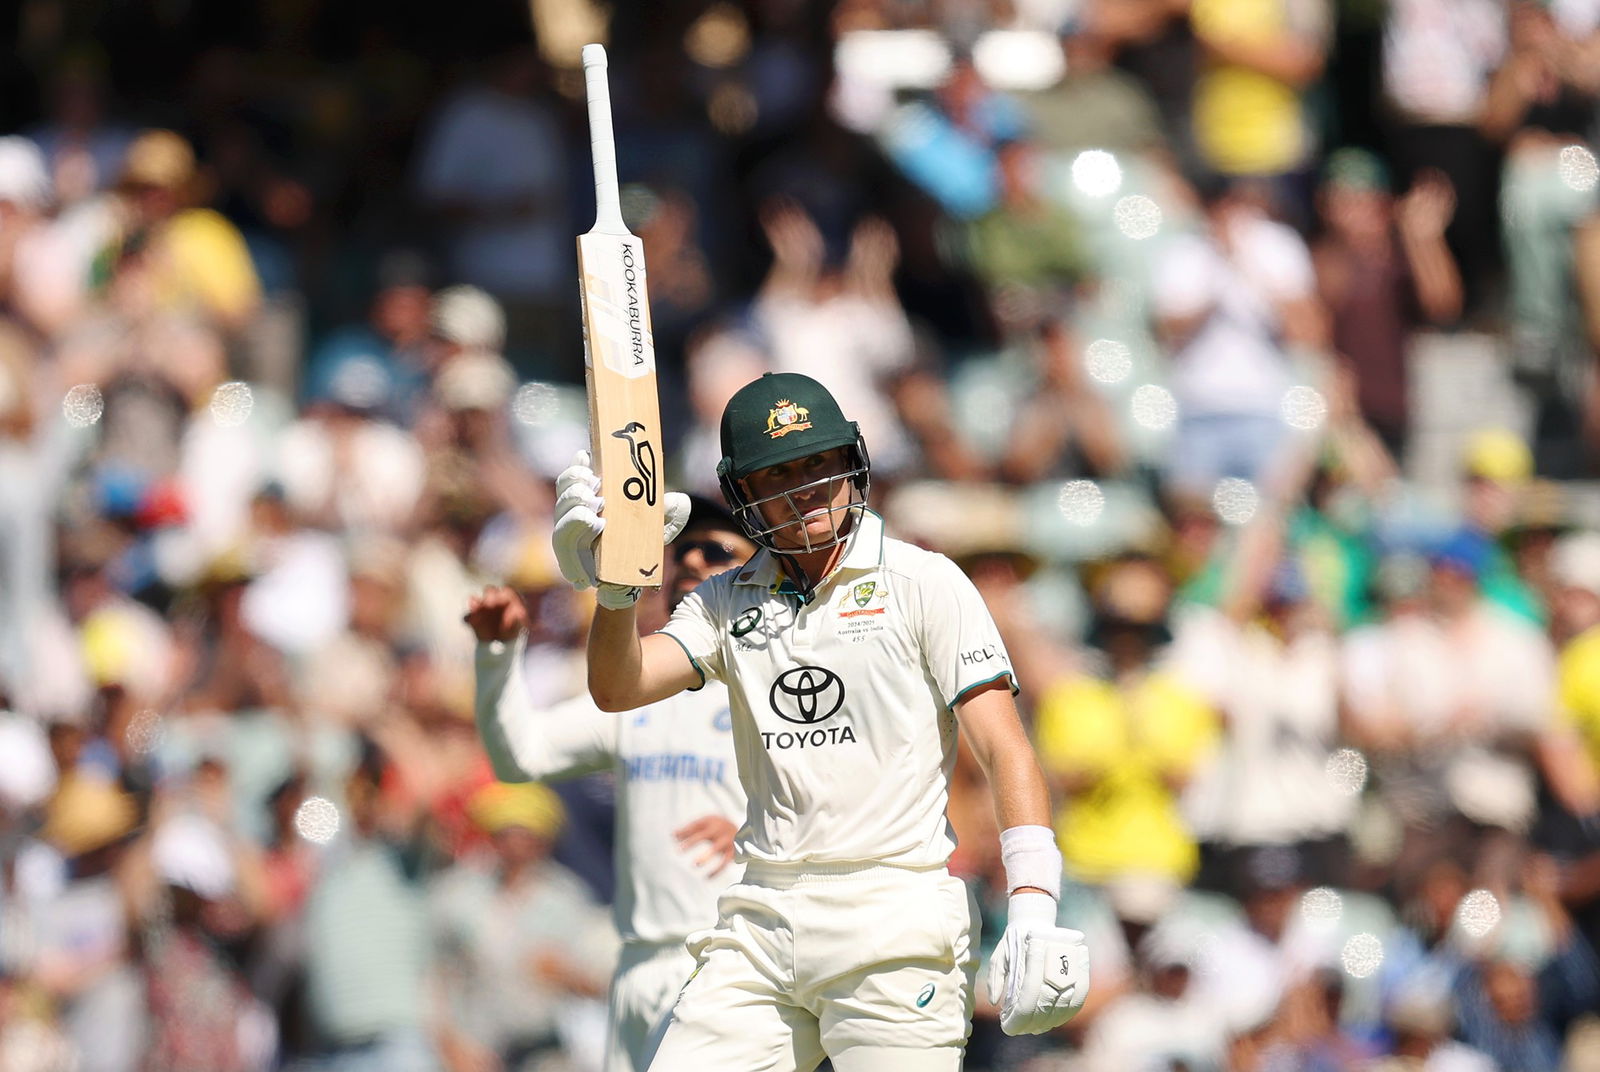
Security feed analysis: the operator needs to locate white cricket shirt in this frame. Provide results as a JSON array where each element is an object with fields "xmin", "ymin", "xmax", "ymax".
[
  {"xmin": 658, "ymin": 510, "xmax": 1017, "ymax": 869},
  {"xmin": 475, "ymin": 639, "xmax": 746, "ymax": 946}
]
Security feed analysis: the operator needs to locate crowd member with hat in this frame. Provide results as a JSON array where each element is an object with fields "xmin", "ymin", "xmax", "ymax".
[
  {"xmin": 1460, "ymin": 427, "xmax": 1548, "ymax": 625},
  {"xmin": 1341, "ymin": 524, "xmax": 1554, "ymax": 840},
  {"xmin": 275, "ymin": 338, "xmax": 427, "ymax": 535},
  {"xmin": 552, "ymin": 370, "xmax": 1089, "ymax": 1069},
  {"xmin": 301, "ymin": 250, "xmax": 434, "ymax": 421},
  {"xmin": 1311, "ymin": 147, "xmax": 1462, "ymax": 457},
  {"xmin": 429, "ymin": 780, "xmax": 615, "ymax": 1072},
  {"xmin": 467, "ymin": 493, "xmax": 753, "ymax": 1071},
  {"xmin": 420, "ymin": 284, "xmax": 543, "ymax": 524},
  {"xmin": 95, "ymin": 129, "xmax": 261, "ymax": 332},
  {"xmin": 32, "ymin": 773, "xmax": 145, "ymax": 1072}
]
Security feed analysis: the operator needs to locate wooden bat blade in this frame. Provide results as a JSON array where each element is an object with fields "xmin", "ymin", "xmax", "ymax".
[{"xmin": 578, "ymin": 230, "xmax": 664, "ymax": 587}]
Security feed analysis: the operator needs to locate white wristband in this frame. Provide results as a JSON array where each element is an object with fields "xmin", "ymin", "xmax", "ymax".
[{"xmin": 1000, "ymin": 825, "xmax": 1062, "ymax": 901}]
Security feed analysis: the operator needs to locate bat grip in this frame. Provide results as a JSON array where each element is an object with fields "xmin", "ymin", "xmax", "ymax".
[{"xmin": 582, "ymin": 44, "xmax": 627, "ymax": 235}]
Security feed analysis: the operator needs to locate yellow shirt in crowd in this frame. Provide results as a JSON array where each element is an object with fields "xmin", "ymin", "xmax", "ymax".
[
  {"xmin": 1558, "ymin": 625, "xmax": 1600, "ymax": 772},
  {"xmin": 1191, "ymin": 0, "xmax": 1315, "ymax": 177},
  {"xmin": 1034, "ymin": 670, "xmax": 1220, "ymax": 885},
  {"xmin": 156, "ymin": 208, "xmax": 262, "ymax": 326}
]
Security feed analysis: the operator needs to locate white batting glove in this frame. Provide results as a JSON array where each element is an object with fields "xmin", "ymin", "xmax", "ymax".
[
  {"xmin": 987, "ymin": 892, "xmax": 1090, "ymax": 1035},
  {"xmin": 550, "ymin": 450, "xmax": 691, "ymax": 608}
]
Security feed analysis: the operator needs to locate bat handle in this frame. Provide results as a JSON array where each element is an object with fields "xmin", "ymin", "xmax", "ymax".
[{"xmin": 582, "ymin": 44, "xmax": 627, "ymax": 235}]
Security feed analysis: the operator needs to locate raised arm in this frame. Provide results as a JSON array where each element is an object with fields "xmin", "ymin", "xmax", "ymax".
[
  {"xmin": 467, "ymin": 586, "xmax": 621, "ymax": 781},
  {"xmin": 587, "ymin": 604, "xmax": 704, "ymax": 711},
  {"xmin": 1396, "ymin": 171, "xmax": 1463, "ymax": 325}
]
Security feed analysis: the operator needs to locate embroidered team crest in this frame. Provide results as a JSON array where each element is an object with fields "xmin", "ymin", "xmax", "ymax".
[
  {"xmin": 765, "ymin": 399, "xmax": 812, "ymax": 438},
  {"xmin": 836, "ymin": 578, "xmax": 887, "ymax": 622}
]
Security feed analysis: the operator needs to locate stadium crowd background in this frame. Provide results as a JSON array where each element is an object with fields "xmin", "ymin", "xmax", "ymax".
[{"xmin": 4, "ymin": 0, "xmax": 1600, "ymax": 1069}]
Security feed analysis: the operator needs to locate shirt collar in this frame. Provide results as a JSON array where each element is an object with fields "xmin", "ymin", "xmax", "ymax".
[{"xmin": 731, "ymin": 509, "xmax": 886, "ymax": 594}]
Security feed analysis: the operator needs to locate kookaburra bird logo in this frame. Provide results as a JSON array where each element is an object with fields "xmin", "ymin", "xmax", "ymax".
[{"xmin": 611, "ymin": 422, "xmax": 658, "ymax": 506}]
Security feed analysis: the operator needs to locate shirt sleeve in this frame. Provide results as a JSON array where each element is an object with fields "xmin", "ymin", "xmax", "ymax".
[
  {"xmin": 657, "ymin": 585, "xmax": 726, "ymax": 685},
  {"xmin": 474, "ymin": 636, "xmax": 618, "ymax": 782},
  {"xmin": 915, "ymin": 554, "xmax": 1018, "ymax": 708}
]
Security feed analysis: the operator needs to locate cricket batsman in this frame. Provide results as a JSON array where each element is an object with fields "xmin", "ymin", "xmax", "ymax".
[
  {"xmin": 552, "ymin": 371, "xmax": 1089, "ymax": 1070},
  {"xmin": 466, "ymin": 497, "xmax": 757, "ymax": 1070}
]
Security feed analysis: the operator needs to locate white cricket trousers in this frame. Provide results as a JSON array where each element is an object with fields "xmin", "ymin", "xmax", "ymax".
[
  {"xmin": 604, "ymin": 941, "xmax": 697, "ymax": 1072},
  {"xmin": 647, "ymin": 862, "xmax": 980, "ymax": 1072}
]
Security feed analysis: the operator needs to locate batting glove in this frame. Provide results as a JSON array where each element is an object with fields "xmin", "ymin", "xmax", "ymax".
[
  {"xmin": 551, "ymin": 450, "xmax": 690, "ymax": 608},
  {"xmin": 987, "ymin": 892, "xmax": 1091, "ymax": 1035}
]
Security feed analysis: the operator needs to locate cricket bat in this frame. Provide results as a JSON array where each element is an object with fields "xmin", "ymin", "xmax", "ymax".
[{"xmin": 577, "ymin": 43, "xmax": 664, "ymax": 587}]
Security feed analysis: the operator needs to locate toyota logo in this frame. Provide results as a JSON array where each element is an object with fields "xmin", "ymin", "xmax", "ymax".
[{"xmin": 769, "ymin": 666, "xmax": 845, "ymax": 725}]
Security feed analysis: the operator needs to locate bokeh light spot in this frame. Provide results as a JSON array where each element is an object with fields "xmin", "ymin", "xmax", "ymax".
[
  {"xmin": 1130, "ymin": 384, "xmax": 1177, "ymax": 430},
  {"xmin": 1280, "ymin": 385, "xmax": 1327, "ymax": 431},
  {"xmin": 1057, "ymin": 480, "xmax": 1104, "ymax": 526},
  {"xmin": 1559, "ymin": 145, "xmax": 1599, "ymax": 193},
  {"xmin": 1211, "ymin": 478, "xmax": 1259, "ymax": 525},
  {"xmin": 1326, "ymin": 747, "xmax": 1369, "ymax": 796},
  {"xmin": 1301, "ymin": 886, "xmax": 1344, "ymax": 923},
  {"xmin": 125, "ymin": 709, "xmax": 165, "ymax": 756},
  {"xmin": 1457, "ymin": 889, "xmax": 1502, "ymax": 939},
  {"xmin": 1071, "ymin": 150, "xmax": 1122, "ymax": 198},
  {"xmin": 1112, "ymin": 194, "xmax": 1162, "ymax": 239},
  {"xmin": 209, "ymin": 381, "xmax": 254, "ymax": 427},
  {"xmin": 513, "ymin": 382, "xmax": 560, "ymax": 425},
  {"xmin": 63, "ymin": 384, "xmax": 104, "ymax": 427},
  {"xmin": 294, "ymin": 796, "xmax": 341, "ymax": 845},
  {"xmin": 1085, "ymin": 339, "xmax": 1132, "ymax": 384},
  {"xmin": 1341, "ymin": 933, "xmax": 1384, "ymax": 978}
]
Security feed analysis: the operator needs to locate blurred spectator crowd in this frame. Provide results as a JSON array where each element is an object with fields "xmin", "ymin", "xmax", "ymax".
[{"xmin": 5, "ymin": 0, "xmax": 1600, "ymax": 1069}]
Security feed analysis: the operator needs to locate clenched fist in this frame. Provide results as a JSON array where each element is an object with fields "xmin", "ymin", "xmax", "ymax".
[{"xmin": 464, "ymin": 585, "xmax": 529, "ymax": 644}]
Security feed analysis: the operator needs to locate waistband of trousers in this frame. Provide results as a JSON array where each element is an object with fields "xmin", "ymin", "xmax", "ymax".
[{"xmin": 740, "ymin": 859, "xmax": 947, "ymax": 888}]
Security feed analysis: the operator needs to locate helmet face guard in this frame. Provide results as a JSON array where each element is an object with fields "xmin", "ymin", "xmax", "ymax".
[{"xmin": 719, "ymin": 435, "xmax": 871, "ymax": 556}]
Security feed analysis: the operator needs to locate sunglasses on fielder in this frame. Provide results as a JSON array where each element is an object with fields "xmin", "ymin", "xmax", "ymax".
[{"xmin": 672, "ymin": 539, "xmax": 740, "ymax": 566}]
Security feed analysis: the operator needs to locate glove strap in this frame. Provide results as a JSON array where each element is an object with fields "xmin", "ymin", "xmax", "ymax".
[{"xmin": 1000, "ymin": 825, "xmax": 1062, "ymax": 900}]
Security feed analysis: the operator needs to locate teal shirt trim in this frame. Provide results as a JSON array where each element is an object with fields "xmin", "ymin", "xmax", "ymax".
[
  {"xmin": 950, "ymin": 670, "xmax": 1019, "ymax": 710},
  {"xmin": 657, "ymin": 631, "xmax": 707, "ymax": 691}
]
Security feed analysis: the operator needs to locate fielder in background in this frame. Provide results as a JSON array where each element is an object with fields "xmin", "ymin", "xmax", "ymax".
[
  {"xmin": 465, "ymin": 496, "xmax": 754, "ymax": 1071},
  {"xmin": 551, "ymin": 370, "xmax": 1090, "ymax": 1071}
]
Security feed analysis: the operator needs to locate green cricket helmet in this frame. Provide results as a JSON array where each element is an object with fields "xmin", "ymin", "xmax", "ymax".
[{"xmin": 716, "ymin": 372, "xmax": 870, "ymax": 554}]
